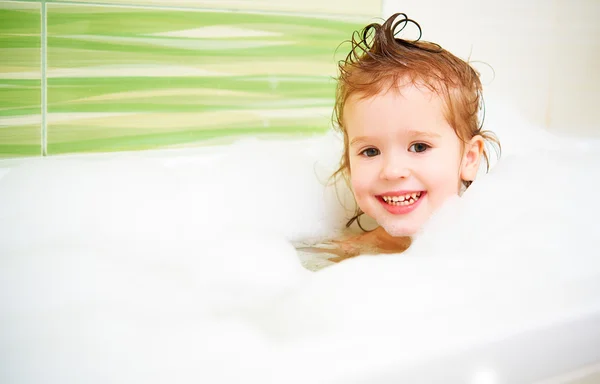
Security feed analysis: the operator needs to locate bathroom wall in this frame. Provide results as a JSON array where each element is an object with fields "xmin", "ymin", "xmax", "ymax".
[
  {"xmin": 0, "ymin": 1, "xmax": 41, "ymax": 156},
  {"xmin": 6, "ymin": 1, "xmax": 595, "ymax": 158},
  {"xmin": 383, "ymin": 0, "xmax": 600, "ymax": 137},
  {"xmin": 0, "ymin": 0, "xmax": 380, "ymax": 157}
]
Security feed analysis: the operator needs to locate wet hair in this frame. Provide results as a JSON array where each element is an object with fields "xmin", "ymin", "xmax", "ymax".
[{"xmin": 331, "ymin": 13, "xmax": 501, "ymax": 230}]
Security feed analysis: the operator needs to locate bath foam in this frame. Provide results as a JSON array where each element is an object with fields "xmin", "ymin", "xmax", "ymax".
[{"xmin": 0, "ymin": 101, "xmax": 599, "ymax": 383}]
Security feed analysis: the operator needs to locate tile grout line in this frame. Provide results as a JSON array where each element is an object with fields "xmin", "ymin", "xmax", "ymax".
[{"xmin": 40, "ymin": 0, "xmax": 47, "ymax": 156}]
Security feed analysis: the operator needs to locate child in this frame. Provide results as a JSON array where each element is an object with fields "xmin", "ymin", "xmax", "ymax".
[{"xmin": 298, "ymin": 13, "xmax": 500, "ymax": 268}]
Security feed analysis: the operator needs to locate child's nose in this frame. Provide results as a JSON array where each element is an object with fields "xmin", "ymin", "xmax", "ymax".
[{"xmin": 380, "ymin": 155, "xmax": 410, "ymax": 180}]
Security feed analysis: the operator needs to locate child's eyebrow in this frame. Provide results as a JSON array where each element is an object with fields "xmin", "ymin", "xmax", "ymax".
[
  {"xmin": 350, "ymin": 130, "xmax": 442, "ymax": 146},
  {"xmin": 349, "ymin": 137, "xmax": 372, "ymax": 146},
  {"xmin": 406, "ymin": 130, "xmax": 442, "ymax": 139}
]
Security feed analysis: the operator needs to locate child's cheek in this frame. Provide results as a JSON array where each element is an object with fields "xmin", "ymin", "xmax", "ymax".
[
  {"xmin": 350, "ymin": 167, "xmax": 367, "ymax": 198},
  {"xmin": 349, "ymin": 171, "xmax": 362, "ymax": 197}
]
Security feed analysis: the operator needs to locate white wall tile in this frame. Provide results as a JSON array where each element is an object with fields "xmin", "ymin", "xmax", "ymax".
[{"xmin": 383, "ymin": 0, "xmax": 600, "ymax": 137}]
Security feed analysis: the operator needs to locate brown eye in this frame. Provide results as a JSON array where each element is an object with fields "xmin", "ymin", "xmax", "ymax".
[
  {"xmin": 409, "ymin": 143, "xmax": 430, "ymax": 153},
  {"xmin": 361, "ymin": 148, "xmax": 380, "ymax": 157}
]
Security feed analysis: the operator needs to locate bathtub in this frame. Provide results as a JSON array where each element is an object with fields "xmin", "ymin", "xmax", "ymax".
[{"xmin": 1, "ymin": 103, "xmax": 600, "ymax": 383}]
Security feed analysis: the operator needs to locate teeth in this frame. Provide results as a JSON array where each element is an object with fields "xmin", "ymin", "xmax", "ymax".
[{"xmin": 382, "ymin": 192, "xmax": 421, "ymax": 206}]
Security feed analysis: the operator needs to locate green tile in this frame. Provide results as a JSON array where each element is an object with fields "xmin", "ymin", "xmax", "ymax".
[
  {"xmin": 0, "ymin": 1, "xmax": 41, "ymax": 157},
  {"xmin": 47, "ymin": 3, "xmax": 366, "ymax": 154},
  {"xmin": 47, "ymin": 0, "xmax": 381, "ymax": 17}
]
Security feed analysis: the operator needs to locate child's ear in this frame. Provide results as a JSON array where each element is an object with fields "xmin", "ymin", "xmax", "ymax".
[{"xmin": 460, "ymin": 135, "xmax": 485, "ymax": 182}]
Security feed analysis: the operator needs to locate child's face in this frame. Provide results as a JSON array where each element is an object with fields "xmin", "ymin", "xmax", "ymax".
[{"xmin": 344, "ymin": 83, "xmax": 482, "ymax": 237}]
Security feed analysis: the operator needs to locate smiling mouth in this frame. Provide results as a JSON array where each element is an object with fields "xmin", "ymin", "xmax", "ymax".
[{"xmin": 381, "ymin": 192, "xmax": 422, "ymax": 206}]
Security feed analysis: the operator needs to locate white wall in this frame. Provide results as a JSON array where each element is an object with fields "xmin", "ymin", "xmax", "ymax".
[{"xmin": 382, "ymin": 0, "xmax": 600, "ymax": 137}]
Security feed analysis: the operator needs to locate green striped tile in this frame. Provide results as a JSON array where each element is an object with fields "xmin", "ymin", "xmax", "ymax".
[
  {"xmin": 0, "ymin": 1, "xmax": 41, "ymax": 157},
  {"xmin": 47, "ymin": 0, "xmax": 380, "ymax": 17},
  {"xmin": 47, "ymin": 3, "xmax": 367, "ymax": 154}
]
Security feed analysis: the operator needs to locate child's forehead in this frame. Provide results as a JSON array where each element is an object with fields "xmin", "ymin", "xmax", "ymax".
[
  {"xmin": 348, "ymin": 81, "xmax": 441, "ymax": 105},
  {"xmin": 343, "ymin": 83, "xmax": 455, "ymax": 140},
  {"xmin": 345, "ymin": 84, "xmax": 448, "ymax": 125}
]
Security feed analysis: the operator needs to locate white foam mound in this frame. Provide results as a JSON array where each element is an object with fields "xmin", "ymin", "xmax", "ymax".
[{"xmin": 1, "ymin": 102, "xmax": 600, "ymax": 384}]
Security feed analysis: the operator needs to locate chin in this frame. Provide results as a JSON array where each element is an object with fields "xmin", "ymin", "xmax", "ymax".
[{"xmin": 378, "ymin": 220, "xmax": 421, "ymax": 237}]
